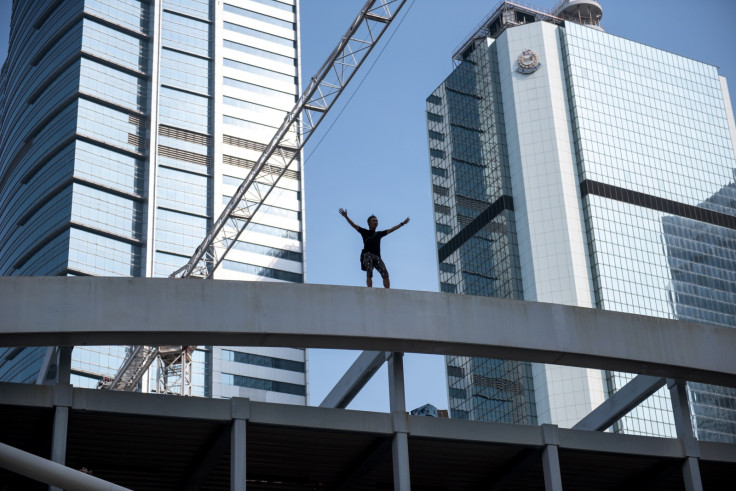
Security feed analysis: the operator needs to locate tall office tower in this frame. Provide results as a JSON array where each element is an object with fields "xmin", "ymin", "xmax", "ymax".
[
  {"xmin": 427, "ymin": 0, "xmax": 736, "ymax": 442},
  {"xmin": 0, "ymin": 0, "xmax": 307, "ymax": 404}
]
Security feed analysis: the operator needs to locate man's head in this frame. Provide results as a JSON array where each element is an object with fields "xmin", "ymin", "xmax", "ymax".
[{"xmin": 367, "ymin": 215, "xmax": 378, "ymax": 230}]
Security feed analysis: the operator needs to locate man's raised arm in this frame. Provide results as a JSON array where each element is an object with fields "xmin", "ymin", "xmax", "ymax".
[
  {"xmin": 386, "ymin": 217, "xmax": 410, "ymax": 235},
  {"xmin": 339, "ymin": 208, "xmax": 360, "ymax": 231}
]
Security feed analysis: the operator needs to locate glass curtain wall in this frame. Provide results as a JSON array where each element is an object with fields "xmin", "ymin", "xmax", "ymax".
[
  {"xmin": 428, "ymin": 40, "xmax": 535, "ymax": 424},
  {"xmin": 561, "ymin": 22, "xmax": 736, "ymax": 442}
]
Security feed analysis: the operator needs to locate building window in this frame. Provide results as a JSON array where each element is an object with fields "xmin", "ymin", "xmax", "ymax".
[
  {"xmin": 222, "ymin": 350, "xmax": 305, "ymax": 372},
  {"xmin": 441, "ymin": 282, "xmax": 457, "ymax": 293},
  {"xmin": 433, "ymin": 185, "xmax": 449, "ymax": 196},
  {"xmin": 436, "ymin": 223, "xmax": 452, "ymax": 235},
  {"xmin": 434, "ymin": 204, "xmax": 451, "ymax": 215},
  {"xmin": 431, "ymin": 166, "xmax": 447, "ymax": 177},
  {"xmin": 222, "ymin": 373, "xmax": 305, "ymax": 396},
  {"xmin": 222, "ymin": 260, "xmax": 303, "ymax": 282},
  {"xmin": 430, "ymin": 148, "xmax": 445, "ymax": 159},
  {"xmin": 449, "ymin": 387, "xmax": 466, "ymax": 399}
]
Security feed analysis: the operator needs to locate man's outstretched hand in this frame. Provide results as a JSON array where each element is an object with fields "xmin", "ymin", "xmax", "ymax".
[{"xmin": 339, "ymin": 208, "xmax": 348, "ymax": 218}]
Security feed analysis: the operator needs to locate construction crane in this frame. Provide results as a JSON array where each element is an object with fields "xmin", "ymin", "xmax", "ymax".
[{"xmin": 101, "ymin": 0, "xmax": 407, "ymax": 394}]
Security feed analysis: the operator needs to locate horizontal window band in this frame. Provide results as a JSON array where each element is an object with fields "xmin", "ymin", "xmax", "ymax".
[
  {"xmin": 31, "ymin": 12, "xmax": 83, "ymax": 66},
  {"xmin": 17, "ymin": 178, "xmax": 73, "ymax": 226},
  {"xmin": 161, "ymin": 45, "xmax": 211, "ymax": 62},
  {"xmin": 78, "ymin": 92, "xmax": 147, "ymax": 119},
  {"xmin": 34, "ymin": 0, "xmax": 65, "ymax": 29},
  {"xmin": 450, "ymin": 122, "xmax": 483, "ymax": 133},
  {"xmin": 159, "ymin": 125, "xmax": 212, "ymax": 145},
  {"xmin": 161, "ymin": 7, "xmax": 213, "ymax": 26},
  {"xmin": 221, "ymin": 349, "xmax": 305, "ymax": 373},
  {"xmin": 223, "ymin": 373, "xmax": 305, "ymax": 396},
  {"xmin": 159, "ymin": 83, "xmax": 212, "ymax": 99},
  {"xmin": 581, "ymin": 180, "xmax": 736, "ymax": 231},
  {"xmin": 28, "ymin": 54, "xmax": 80, "ymax": 104},
  {"xmin": 155, "ymin": 206, "xmax": 209, "ymax": 222},
  {"xmin": 446, "ymin": 87, "xmax": 482, "ymax": 100},
  {"xmin": 13, "ymin": 224, "xmax": 70, "ymax": 271},
  {"xmin": 438, "ymin": 195, "xmax": 513, "ymax": 262},
  {"xmin": 158, "ymin": 145, "xmax": 212, "ymax": 166},
  {"xmin": 1, "ymin": 137, "xmax": 39, "ymax": 194},
  {"xmin": 223, "ymin": 134, "xmax": 298, "ymax": 158},
  {"xmin": 76, "ymin": 134, "xmax": 145, "ymax": 160},
  {"xmin": 223, "ymin": 154, "xmax": 300, "ymax": 181},
  {"xmin": 84, "ymin": 11, "xmax": 150, "ymax": 39}
]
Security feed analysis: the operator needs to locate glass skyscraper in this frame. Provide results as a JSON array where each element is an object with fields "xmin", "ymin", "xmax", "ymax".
[
  {"xmin": 427, "ymin": 1, "xmax": 736, "ymax": 441},
  {"xmin": 0, "ymin": 0, "xmax": 307, "ymax": 404}
]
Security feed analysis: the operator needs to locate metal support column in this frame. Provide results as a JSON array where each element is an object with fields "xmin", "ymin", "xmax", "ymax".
[
  {"xmin": 388, "ymin": 353, "xmax": 410, "ymax": 491},
  {"xmin": 231, "ymin": 398, "xmax": 249, "ymax": 490},
  {"xmin": 667, "ymin": 379, "xmax": 702, "ymax": 491},
  {"xmin": 57, "ymin": 346, "xmax": 72, "ymax": 385},
  {"xmin": 541, "ymin": 424, "xmax": 563, "ymax": 491},
  {"xmin": 50, "ymin": 347, "xmax": 73, "ymax": 491}
]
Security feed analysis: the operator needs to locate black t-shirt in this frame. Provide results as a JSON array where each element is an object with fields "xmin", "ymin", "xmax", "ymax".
[{"xmin": 358, "ymin": 227, "xmax": 388, "ymax": 257}]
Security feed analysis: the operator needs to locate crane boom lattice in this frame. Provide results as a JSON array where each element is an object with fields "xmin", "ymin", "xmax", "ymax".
[
  {"xmin": 102, "ymin": 0, "xmax": 407, "ymax": 393},
  {"xmin": 171, "ymin": 0, "xmax": 406, "ymax": 280}
]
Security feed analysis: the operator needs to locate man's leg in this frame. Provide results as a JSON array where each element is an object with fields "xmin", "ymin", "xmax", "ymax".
[
  {"xmin": 376, "ymin": 258, "xmax": 390, "ymax": 289},
  {"xmin": 364, "ymin": 255, "xmax": 376, "ymax": 288}
]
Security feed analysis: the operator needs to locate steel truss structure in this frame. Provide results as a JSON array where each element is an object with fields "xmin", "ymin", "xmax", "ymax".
[{"xmin": 103, "ymin": 0, "xmax": 407, "ymax": 394}]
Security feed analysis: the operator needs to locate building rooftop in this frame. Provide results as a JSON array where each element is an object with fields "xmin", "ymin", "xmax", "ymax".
[{"xmin": 452, "ymin": 0, "xmax": 603, "ymax": 61}]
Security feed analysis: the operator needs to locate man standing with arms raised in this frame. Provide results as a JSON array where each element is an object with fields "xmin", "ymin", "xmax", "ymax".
[{"xmin": 339, "ymin": 208, "xmax": 410, "ymax": 288}]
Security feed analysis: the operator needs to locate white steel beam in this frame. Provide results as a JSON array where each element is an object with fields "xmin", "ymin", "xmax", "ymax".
[
  {"xmin": 573, "ymin": 375, "xmax": 666, "ymax": 431},
  {"xmin": 0, "ymin": 441, "xmax": 131, "ymax": 491},
  {"xmin": 320, "ymin": 351, "xmax": 390, "ymax": 408}
]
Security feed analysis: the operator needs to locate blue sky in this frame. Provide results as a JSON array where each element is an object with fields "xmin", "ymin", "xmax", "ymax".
[{"xmin": 2, "ymin": 0, "xmax": 735, "ymax": 412}]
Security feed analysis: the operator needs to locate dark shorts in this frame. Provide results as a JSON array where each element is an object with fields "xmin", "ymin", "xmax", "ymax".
[{"xmin": 362, "ymin": 252, "xmax": 389, "ymax": 279}]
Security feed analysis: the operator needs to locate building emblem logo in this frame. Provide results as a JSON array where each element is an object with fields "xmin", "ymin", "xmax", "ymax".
[{"xmin": 517, "ymin": 49, "xmax": 541, "ymax": 74}]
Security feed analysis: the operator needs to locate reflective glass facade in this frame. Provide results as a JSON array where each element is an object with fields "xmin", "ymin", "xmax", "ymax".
[
  {"xmin": 428, "ymin": 14, "xmax": 736, "ymax": 441},
  {"xmin": 428, "ymin": 38, "xmax": 536, "ymax": 425},
  {"xmin": 0, "ymin": 0, "xmax": 306, "ymax": 404}
]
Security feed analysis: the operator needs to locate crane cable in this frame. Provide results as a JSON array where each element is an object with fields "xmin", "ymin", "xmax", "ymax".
[{"xmin": 304, "ymin": 0, "xmax": 417, "ymax": 164}]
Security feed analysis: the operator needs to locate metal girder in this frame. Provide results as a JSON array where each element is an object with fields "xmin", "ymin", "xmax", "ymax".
[
  {"xmin": 572, "ymin": 375, "xmax": 666, "ymax": 431},
  {"xmin": 101, "ymin": 345, "xmax": 159, "ymax": 392},
  {"xmin": 156, "ymin": 346, "xmax": 193, "ymax": 396},
  {"xmin": 0, "ymin": 441, "xmax": 131, "ymax": 491},
  {"xmin": 320, "ymin": 351, "xmax": 391, "ymax": 409},
  {"xmin": 170, "ymin": 0, "xmax": 407, "ymax": 280}
]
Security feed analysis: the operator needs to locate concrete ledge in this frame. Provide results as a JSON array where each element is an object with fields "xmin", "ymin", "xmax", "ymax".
[{"xmin": 1, "ymin": 277, "xmax": 735, "ymax": 387}]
